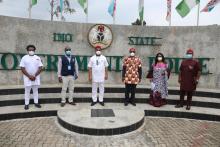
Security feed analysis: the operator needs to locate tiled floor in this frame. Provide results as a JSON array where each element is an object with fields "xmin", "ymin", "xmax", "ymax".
[{"xmin": 0, "ymin": 117, "xmax": 219, "ymax": 147}]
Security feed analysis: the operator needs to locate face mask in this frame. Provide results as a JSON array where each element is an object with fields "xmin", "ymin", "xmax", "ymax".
[
  {"xmin": 185, "ymin": 54, "xmax": 193, "ymax": 59},
  {"xmin": 28, "ymin": 51, "xmax": 35, "ymax": 56},
  {"xmin": 158, "ymin": 57, "xmax": 163, "ymax": 61},
  {"xmin": 96, "ymin": 51, "xmax": 101, "ymax": 55},
  {"xmin": 65, "ymin": 51, "xmax": 71, "ymax": 56},
  {"xmin": 130, "ymin": 52, "xmax": 135, "ymax": 56}
]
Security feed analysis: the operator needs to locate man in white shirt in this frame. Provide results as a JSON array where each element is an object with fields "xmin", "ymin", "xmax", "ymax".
[
  {"xmin": 88, "ymin": 46, "xmax": 109, "ymax": 106},
  {"xmin": 19, "ymin": 45, "xmax": 43, "ymax": 110},
  {"xmin": 57, "ymin": 47, "xmax": 79, "ymax": 107}
]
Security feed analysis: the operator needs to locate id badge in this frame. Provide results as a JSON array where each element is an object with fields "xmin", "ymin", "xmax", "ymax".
[{"xmin": 68, "ymin": 65, "xmax": 71, "ymax": 70}]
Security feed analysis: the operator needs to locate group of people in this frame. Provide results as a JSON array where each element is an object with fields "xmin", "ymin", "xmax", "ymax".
[{"xmin": 20, "ymin": 45, "xmax": 201, "ymax": 111}]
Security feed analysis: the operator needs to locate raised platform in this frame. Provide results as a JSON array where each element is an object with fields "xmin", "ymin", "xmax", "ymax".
[
  {"xmin": 0, "ymin": 85, "xmax": 219, "ymax": 123},
  {"xmin": 57, "ymin": 108, "xmax": 145, "ymax": 135}
]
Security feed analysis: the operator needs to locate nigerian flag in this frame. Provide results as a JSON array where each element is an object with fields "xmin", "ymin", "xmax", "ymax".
[
  {"xmin": 31, "ymin": 0, "xmax": 37, "ymax": 6},
  {"xmin": 176, "ymin": 0, "xmax": 200, "ymax": 17},
  {"xmin": 78, "ymin": 0, "xmax": 87, "ymax": 14},
  {"xmin": 139, "ymin": 0, "xmax": 144, "ymax": 22}
]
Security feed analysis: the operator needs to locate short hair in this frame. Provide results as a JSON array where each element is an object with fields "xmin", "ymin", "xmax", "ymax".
[
  {"xmin": 26, "ymin": 45, "xmax": 36, "ymax": 51},
  {"xmin": 64, "ymin": 46, "xmax": 71, "ymax": 51}
]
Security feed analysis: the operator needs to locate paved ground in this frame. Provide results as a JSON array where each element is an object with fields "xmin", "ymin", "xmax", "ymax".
[{"xmin": 0, "ymin": 117, "xmax": 219, "ymax": 147}]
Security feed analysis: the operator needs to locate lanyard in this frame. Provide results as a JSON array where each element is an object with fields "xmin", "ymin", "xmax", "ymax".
[
  {"xmin": 65, "ymin": 55, "xmax": 71, "ymax": 63},
  {"xmin": 96, "ymin": 56, "xmax": 100, "ymax": 66}
]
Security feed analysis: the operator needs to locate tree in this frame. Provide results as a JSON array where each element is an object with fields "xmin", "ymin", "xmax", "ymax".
[
  {"xmin": 132, "ymin": 18, "xmax": 146, "ymax": 26},
  {"xmin": 48, "ymin": 0, "xmax": 75, "ymax": 21}
]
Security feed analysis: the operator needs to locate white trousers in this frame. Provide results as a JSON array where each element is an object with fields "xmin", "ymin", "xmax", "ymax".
[
  {"xmin": 92, "ymin": 82, "xmax": 104, "ymax": 102},
  {"xmin": 61, "ymin": 76, "xmax": 75, "ymax": 103},
  {"xmin": 25, "ymin": 85, "xmax": 39, "ymax": 105}
]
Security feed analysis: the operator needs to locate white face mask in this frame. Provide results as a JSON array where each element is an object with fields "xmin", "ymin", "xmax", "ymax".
[
  {"xmin": 130, "ymin": 52, "xmax": 135, "ymax": 56},
  {"xmin": 96, "ymin": 51, "xmax": 101, "ymax": 55},
  {"xmin": 185, "ymin": 54, "xmax": 193, "ymax": 59},
  {"xmin": 65, "ymin": 51, "xmax": 71, "ymax": 56},
  {"xmin": 158, "ymin": 57, "xmax": 163, "ymax": 61},
  {"xmin": 28, "ymin": 51, "xmax": 35, "ymax": 56}
]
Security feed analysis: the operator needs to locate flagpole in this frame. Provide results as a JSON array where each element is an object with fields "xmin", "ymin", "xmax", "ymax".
[
  {"xmin": 86, "ymin": 0, "xmax": 88, "ymax": 23},
  {"xmin": 169, "ymin": 0, "xmax": 172, "ymax": 26},
  {"xmin": 28, "ymin": 0, "xmax": 31, "ymax": 19},
  {"xmin": 60, "ymin": 0, "xmax": 63, "ymax": 21},
  {"xmin": 197, "ymin": 2, "xmax": 200, "ymax": 26},
  {"xmin": 51, "ymin": 0, "xmax": 54, "ymax": 21},
  {"xmin": 113, "ymin": 0, "xmax": 116, "ymax": 24},
  {"xmin": 61, "ymin": 11, "xmax": 63, "ymax": 21},
  {"xmin": 113, "ymin": 9, "xmax": 116, "ymax": 24}
]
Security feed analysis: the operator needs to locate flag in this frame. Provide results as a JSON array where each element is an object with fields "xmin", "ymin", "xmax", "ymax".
[
  {"xmin": 139, "ymin": 0, "xmax": 144, "ymax": 22},
  {"xmin": 166, "ymin": 0, "xmax": 172, "ymax": 21},
  {"xmin": 78, "ymin": 0, "xmax": 87, "ymax": 14},
  {"xmin": 31, "ymin": 0, "xmax": 37, "ymax": 6},
  {"xmin": 176, "ymin": 0, "xmax": 200, "ymax": 17},
  {"xmin": 59, "ymin": 0, "xmax": 63, "ymax": 12},
  {"xmin": 29, "ymin": 0, "xmax": 37, "ymax": 18},
  {"xmin": 201, "ymin": 0, "xmax": 220, "ymax": 12},
  {"xmin": 108, "ymin": 0, "xmax": 116, "ymax": 17}
]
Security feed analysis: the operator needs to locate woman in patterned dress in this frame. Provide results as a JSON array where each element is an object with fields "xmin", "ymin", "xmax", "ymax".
[{"xmin": 146, "ymin": 53, "xmax": 170, "ymax": 107}]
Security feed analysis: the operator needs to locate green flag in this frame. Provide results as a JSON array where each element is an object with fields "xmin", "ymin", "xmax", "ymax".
[
  {"xmin": 139, "ymin": 0, "xmax": 144, "ymax": 22},
  {"xmin": 32, "ymin": 0, "xmax": 37, "ymax": 6},
  {"xmin": 78, "ymin": 0, "xmax": 87, "ymax": 14},
  {"xmin": 176, "ymin": 0, "xmax": 200, "ymax": 17}
]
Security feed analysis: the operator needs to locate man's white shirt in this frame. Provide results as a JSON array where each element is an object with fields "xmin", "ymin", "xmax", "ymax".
[
  {"xmin": 88, "ymin": 55, "xmax": 108, "ymax": 82},
  {"xmin": 19, "ymin": 55, "xmax": 43, "ymax": 86}
]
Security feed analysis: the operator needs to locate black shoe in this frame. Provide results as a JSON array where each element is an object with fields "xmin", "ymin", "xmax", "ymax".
[
  {"xmin": 34, "ymin": 103, "xmax": 41, "ymax": 108},
  {"xmin": 61, "ymin": 103, "xmax": 65, "ymax": 107},
  {"xmin": 175, "ymin": 104, "xmax": 183, "ymax": 108},
  {"xmin": 99, "ymin": 102, "xmax": 104, "ymax": 106},
  {"xmin": 124, "ymin": 102, "xmax": 128, "ymax": 106},
  {"xmin": 91, "ymin": 102, "xmax": 97, "ymax": 106},
  {"xmin": 186, "ymin": 106, "xmax": 191, "ymax": 110},
  {"xmin": 24, "ymin": 105, "xmax": 29, "ymax": 110},
  {"xmin": 69, "ymin": 101, "xmax": 76, "ymax": 105},
  {"xmin": 130, "ymin": 102, "xmax": 136, "ymax": 106}
]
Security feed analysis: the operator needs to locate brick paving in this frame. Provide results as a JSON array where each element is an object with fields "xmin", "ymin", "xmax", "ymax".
[{"xmin": 0, "ymin": 117, "xmax": 219, "ymax": 147}]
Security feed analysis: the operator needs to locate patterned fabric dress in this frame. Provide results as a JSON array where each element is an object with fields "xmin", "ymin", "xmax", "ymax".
[{"xmin": 152, "ymin": 63, "xmax": 169, "ymax": 99}]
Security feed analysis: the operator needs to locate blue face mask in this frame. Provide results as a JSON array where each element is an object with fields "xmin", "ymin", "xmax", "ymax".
[{"xmin": 185, "ymin": 54, "xmax": 193, "ymax": 59}]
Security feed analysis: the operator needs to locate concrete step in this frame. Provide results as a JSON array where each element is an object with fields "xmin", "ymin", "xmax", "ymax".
[
  {"xmin": 0, "ymin": 93, "xmax": 219, "ymax": 109},
  {"xmin": 1, "ymin": 84, "xmax": 220, "ymax": 93},
  {"xmin": 0, "ymin": 103, "xmax": 219, "ymax": 122},
  {"xmin": 1, "ymin": 85, "xmax": 220, "ymax": 98},
  {"xmin": 0, "ymin": 93, "xmax": 220, "ymax": 103}
]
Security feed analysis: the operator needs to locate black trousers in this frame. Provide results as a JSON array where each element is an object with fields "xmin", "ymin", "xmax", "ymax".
[
  {"xmin": 125, "ymin": 84, "xmax": 137, "ymax": 103},
  {"xmin": 179, "ymin": 90, "xmax": 193, "ymax": 106}
]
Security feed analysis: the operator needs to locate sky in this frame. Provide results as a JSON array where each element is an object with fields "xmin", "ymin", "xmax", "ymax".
[{"xmin": 0, "ymin": 0, "xmax": 219, "ymax": 26}]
